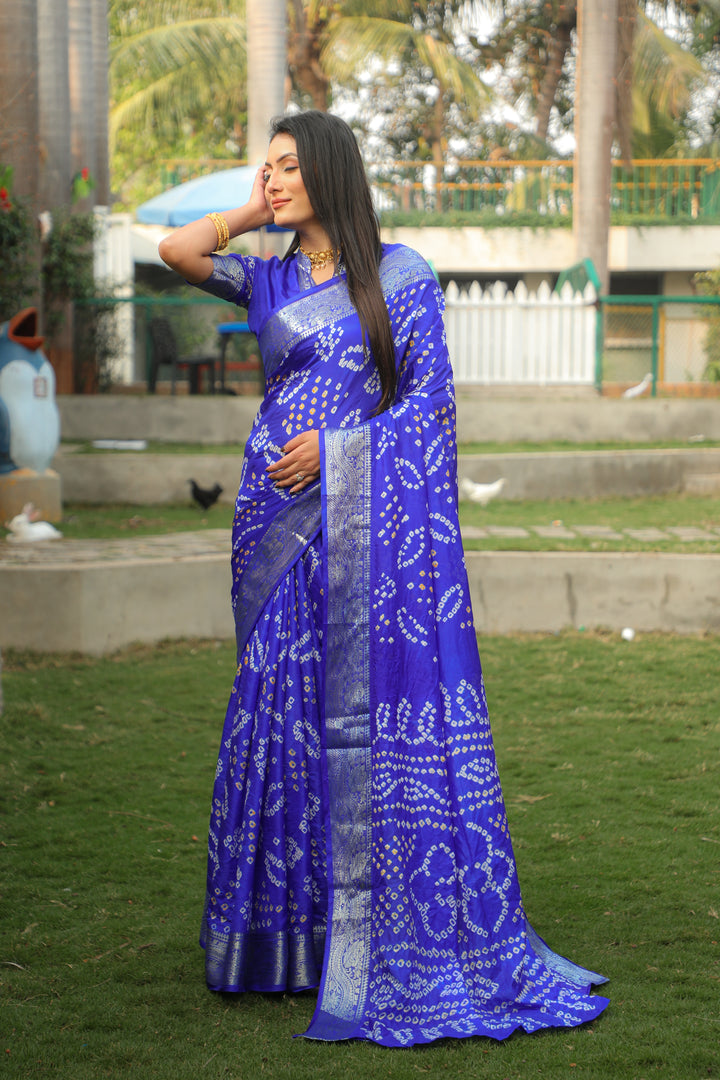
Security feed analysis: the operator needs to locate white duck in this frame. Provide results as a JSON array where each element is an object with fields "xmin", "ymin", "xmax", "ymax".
[
  {"xmin": 459, "ymin": 477, "xmax": 506, "ymax": 506},
  {"xmin": 6, "ymin": 503, "xmax": 62, "ymax": 542},
  {"xmin": 622, "ymin": 372, "xmax": 653, "ymax": 399}
]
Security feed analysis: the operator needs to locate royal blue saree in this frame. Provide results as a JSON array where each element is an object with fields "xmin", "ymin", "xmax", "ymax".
[{"xmin": 196, "ymin": 244, "xmax": 609, "ymax": 1046}]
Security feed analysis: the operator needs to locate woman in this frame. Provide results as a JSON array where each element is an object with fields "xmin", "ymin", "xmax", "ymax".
[{"xmin": 159, "ymin": 110, "xmax": 608, "ymax": 1047}]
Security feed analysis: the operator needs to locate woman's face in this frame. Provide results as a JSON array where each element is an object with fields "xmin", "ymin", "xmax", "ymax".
[{"xmin": 263, "ymin": 134, "xmax": 319, "ymax": 234}]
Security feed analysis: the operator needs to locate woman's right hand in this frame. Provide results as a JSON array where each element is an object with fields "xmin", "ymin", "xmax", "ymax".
[
  {"xmin": 158, "ymin": 166, "xmax": 276, "ymax": 282},
  {"xmin": 248, "ymin": 164, "xmax": 275, "ymax": 228}
]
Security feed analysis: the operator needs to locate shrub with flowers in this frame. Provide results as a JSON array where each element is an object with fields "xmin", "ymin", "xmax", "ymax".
[{"xmin": 0, "ymin": 166, "xmax": 36, "ymax": 322}]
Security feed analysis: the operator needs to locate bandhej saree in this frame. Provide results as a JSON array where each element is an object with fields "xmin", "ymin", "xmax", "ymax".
[{"xmin": 195, "ymin": 244, "xmax": 609, "ymax": 1046}]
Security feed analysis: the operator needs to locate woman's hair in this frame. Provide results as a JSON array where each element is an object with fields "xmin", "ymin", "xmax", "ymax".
[{"xmin": 269, "ymin": 111, "xmax": 396, "ymax": 412}]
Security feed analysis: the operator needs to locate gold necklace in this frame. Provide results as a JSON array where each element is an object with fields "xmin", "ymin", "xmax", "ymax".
[{"xmin": 299, "ymin": 244, "xmax": 339, "ymax": 271}]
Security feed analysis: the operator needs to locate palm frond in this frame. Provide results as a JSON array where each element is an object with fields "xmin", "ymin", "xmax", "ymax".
[
  {"xmin": 323, "ymin": 15, "xmax": 491, "ymax": 107},
  {"xmin": 110, "ymin": 71, "xmax": 187, "ymax": 144},
  {"xmin": 110, "ymin": 16, "xmax": 246, "ymax": 71},
  {"xmin": 633, "ymin": 9, "xmax": 704, "ymax": 119}
]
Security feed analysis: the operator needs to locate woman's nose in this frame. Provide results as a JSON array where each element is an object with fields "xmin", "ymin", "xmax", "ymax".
[{"xmin": 266, "ymin": 170, "xmax": 280, "ymax": 193}]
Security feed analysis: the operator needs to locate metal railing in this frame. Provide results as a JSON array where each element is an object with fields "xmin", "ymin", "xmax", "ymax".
[
  {"xmin": 72, "ymin": 287, "xmax": 720, "ymax": 396},
  {"xmin": 157, "ymin": 157, "xmax": 720, "ymax": 224},
  {"xmin": 73, "ymin": 294, "xmax": 261, "ymax": 393},
  {"xmin": 596, "ymin": 294, "xmax": 720, "ymax": 393}
]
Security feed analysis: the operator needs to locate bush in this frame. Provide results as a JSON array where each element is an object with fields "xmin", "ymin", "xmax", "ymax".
[
  {"xmin": 0, "ymin": 169, "xmax": 36, "ymax": 322},
  {"xmin": 693, "ymin": 269, "xmax": 720, "ymax": 382}
]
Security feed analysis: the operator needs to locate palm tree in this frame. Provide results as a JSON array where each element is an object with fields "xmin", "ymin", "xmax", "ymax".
[
  {"xmin": 0, "ymin": 0, "xmax": 41, "ymax": 205},
  {"xmin": 475, "ymin": 0, "xmax": 710, "ymax": 291},
  {"xmin": 38, "ymin": 0, "xmax": 71, "ymax": 210},
  {"xmin": 109, "ymin": 0, "xmax": 249, "ymax": 190},
  {"xmin": 573, "ymin": 0, "xmax": 620, "ymax": 292},
  {"xmin": 0, "ymin": 0, "xmax": 41, "ymax": 313},
  {"xmin": 289, "ymin": 0, "xmax": 491, "ymax": 160},
  {"xmin": 476, "ymin": 0, "xmax": 706, "ymax": 158},
  {"xmin": 247, "ymin": 0, "xmax": 286, "ymax": 164},
  {"xmin": 109, "ymin": 0, "xmax": 491, "ymax": 178}
]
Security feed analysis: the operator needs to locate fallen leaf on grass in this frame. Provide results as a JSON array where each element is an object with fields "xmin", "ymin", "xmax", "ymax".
[{"xmin": 83, "ymin": 941, "xmax": 131, "ymax": 963}]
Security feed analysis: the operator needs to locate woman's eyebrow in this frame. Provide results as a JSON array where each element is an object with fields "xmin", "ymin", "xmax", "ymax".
[{"xmin": 264, "ymin": 152, "xmax": 298, "ymax": 167}]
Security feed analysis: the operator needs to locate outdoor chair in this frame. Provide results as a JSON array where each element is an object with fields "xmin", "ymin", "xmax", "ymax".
[{"xmin": 148, "ymin": 317, "xmax": 217, "ymax": 395}]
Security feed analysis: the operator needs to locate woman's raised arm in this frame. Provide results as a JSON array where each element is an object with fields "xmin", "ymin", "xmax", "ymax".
[{"xmin": 158, "ymin": 165, "xmax": 274, "ymax": 283}]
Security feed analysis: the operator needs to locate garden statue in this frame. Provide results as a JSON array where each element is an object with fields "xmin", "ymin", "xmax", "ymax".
[{"xmin": 0, "ymin": 308, "xmax": 61, "ymax": 523}]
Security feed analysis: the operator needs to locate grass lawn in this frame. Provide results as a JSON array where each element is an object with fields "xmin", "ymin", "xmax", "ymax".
[
  {"xmin": 56, "ymin": 502, "xmax": 235, "ymax": 540},
  {"xmin": 1, "ymin": 633, "xmax": 718, "ymax": 1080},
  {"xmin": 34, "ymin": 494, "xmax": 720, "ymax": 553},
  {"xmin": 61, "ymin": 439, "xmax": 720, "ymax": 456},
  {"xmin": 459, "ymin": 494, "xmax": 720, "ymax": 553}
]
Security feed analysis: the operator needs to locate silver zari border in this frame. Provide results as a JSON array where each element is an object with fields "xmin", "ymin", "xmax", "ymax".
[{"xmin": 307, "ymin": 423, "xmax": 373, "ymax": 1038}]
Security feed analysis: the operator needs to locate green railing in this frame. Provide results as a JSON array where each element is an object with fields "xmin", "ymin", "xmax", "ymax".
[
  {"xmin": 156, "ymin": 157, "xmax": 720, "ymax": 225},
  {"xmin": 595, "ymin": 294, "xmax": 720, "ymax": 394},
  {"xmin": 73, "ymin": 294, "xmax": 259, "ymax": 393},
  {"xmin": 371, "ymin": 158, "xmax": 720, "ymax": 223}
]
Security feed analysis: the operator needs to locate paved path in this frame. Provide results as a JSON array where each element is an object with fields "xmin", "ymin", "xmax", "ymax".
[
  {"xmin": 0, "ymin": 530, "xmax": 230, "ymax": 565},
  {"xmin": 2, "ymin": 523, "xmax": 720, "ymax": 566},
  {"xmin": 462, "ymin": 524, "xmax": 720, "ymax": 541}
]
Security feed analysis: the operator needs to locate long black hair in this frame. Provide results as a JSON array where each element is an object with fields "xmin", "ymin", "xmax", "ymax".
[{"xmin": 269, "ymin": 111, "xmax": 396, "ymax": 412}]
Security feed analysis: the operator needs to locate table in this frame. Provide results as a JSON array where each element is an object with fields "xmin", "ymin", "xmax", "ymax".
[{"xmin": 216, "ymin": 321, "xmax": 262, "ymax": 394}]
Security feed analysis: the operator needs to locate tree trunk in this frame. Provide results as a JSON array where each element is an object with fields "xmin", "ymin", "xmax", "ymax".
[
  {"xmin": 68, "ymin": 0, "xmax": 96, "ymax": 212},
  {"xmin": 573, "ymin": 0, "xmax": 618, "ymax": 295},
  {"xmin": 0, "ymin": 0, "xmax": 41, "ymax": 311},
  {"xmin": 287, "ymin": 0, "xmax": 330, "ymax": 111},
  {"xmin": 247, "ymin": 0, "xmax": 287, "ymax": 165},
  {"xmin": 38, "ymin": 0, "xmax": 71, "ymax": 210},
  {"xmin": 247, "ymin": 0, "xmax": 287, "ymax": 258},
  {"xmin": 92, "ymin": 0, "xmax": 110, "ymax": 206},
  {"xmin": 615, "ymin": 0, "xmax": 636, "ymax": 165},
  {"xmin": 535, "ymin": 13, "xmax": 575, "ymax": 143}
]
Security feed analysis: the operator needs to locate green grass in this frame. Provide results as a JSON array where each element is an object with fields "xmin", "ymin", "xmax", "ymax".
[
  {"xmin": 61, "ymin": 439, "xmax": 720, "ymax": 456},
  {"xmin": 1, "ymin": 632, "xmax": 718, "ymax": 1079},
  {"xmin": 456, "ymin": 440, "xmax": 720, "ymax": 455},
  {"xmin": 62, "ymin": 441, "xmax": 246, "ymax": 455},
  {"xmin": 31, "ymin": 494, "xmax": 720, "ymax": 551},
  {"xmin": 55, "ymin": 502, "xmax": 234, "ymax": 540},
  {"xmin": 459, "ymin": 493, "xmax": 720, "ymax": 553}
]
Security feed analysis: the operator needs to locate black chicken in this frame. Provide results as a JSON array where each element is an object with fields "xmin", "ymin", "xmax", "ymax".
[{"xmin": 189, "ymin": 479, "xmax": 223, "ymax": 509}]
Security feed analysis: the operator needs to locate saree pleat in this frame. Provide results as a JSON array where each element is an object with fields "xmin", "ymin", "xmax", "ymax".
[{"xmin": 201, "ymin": 537, "xmax": 328, "ymax": 992}]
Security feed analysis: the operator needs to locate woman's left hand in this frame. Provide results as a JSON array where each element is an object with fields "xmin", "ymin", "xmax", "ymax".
[{"xmin": 266, "ymin": 429, "xmax": 321, "ymax": 493}]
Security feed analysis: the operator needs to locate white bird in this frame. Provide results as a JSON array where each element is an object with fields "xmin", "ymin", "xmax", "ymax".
[
  {"xmin": 5, "ymin": 503, "xmax": 62, "ymax": 542},
  {"xmin": 459, "ymin": 477, "xmax": 506, "ymax": 506},
  {"xmin": 622, "ymin": 372, "xmax": 653, "ymax": 399}
]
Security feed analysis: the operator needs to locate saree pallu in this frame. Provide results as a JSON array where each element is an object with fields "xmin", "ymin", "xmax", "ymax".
[{"xmin": 198, "ymin": 245, "xmax": 609, "ymax": 1046}]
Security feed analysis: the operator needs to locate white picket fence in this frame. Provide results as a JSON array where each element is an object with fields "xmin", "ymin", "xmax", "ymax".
[{"xmin": 445, "ymin": 280, "xmax": 597, "ymax": 384}]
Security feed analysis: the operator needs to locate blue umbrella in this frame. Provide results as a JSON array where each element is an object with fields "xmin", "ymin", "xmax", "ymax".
[{"xmin": 136, "ymin": 165, "xmax": 285, "ymax": 230}]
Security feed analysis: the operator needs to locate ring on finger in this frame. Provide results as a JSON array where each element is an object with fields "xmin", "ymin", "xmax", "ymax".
[{"xmin": 296, "ymin": 472, "xmax": 305, "ymax": 482}]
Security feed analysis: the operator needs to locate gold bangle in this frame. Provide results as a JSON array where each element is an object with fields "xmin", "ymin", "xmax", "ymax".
[{"xmin": 206, "ymin": 212, "xmax": 229, "ymax": 253}]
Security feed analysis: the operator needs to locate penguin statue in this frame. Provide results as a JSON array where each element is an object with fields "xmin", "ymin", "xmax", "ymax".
[{"xmin": 0, "ymin": 308, "xmax": 60, "ymax": 474}]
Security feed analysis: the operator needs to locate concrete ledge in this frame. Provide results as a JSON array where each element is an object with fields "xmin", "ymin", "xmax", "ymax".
[
  {"xmin": 466, "ymin": 551, "xmax": 720, "ymax": 634},
  {"xmin": 0, "ymin": 554, "xmax": 232, "ymax": 654},
  {"xmin": 57, "ymin": 393, "xmax": 720, "ymax": 447},
  {"xmin": 459, "ymin": 448, "xmax": 720, "ymax": 499},
  {"xmin": 56, "ymin": 451, "xmax": 245, "ymax": 505},
  {"xmin": 58, "ymin": 395, "xmax": 260, "ymax": 445},
  {"xmin": 1, "ymin": 540, "xmax": 717, "ymax": 654},
  {"xmin": 55, "ymin": 447, "xmax": 720, "ymax": 504}
]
